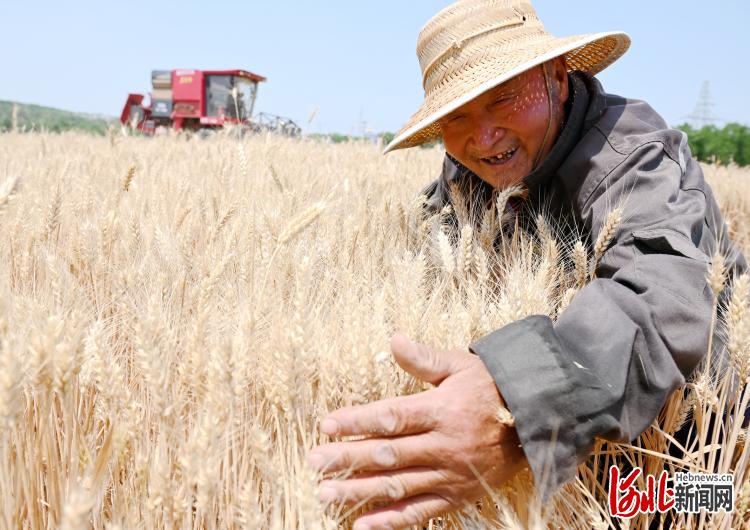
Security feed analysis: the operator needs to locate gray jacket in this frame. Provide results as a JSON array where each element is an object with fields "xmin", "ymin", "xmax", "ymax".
[{"xmin": 422, "ymin": 72, "xmax": 747, "ymax": 497}]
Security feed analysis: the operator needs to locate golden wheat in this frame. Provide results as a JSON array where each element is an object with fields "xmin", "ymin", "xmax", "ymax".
[{"xmin": 0, "ymin": 130, "xmax": 748, "ymax": 529}]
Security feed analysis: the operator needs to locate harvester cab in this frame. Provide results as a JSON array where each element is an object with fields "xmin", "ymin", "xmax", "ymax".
[{"xmin": 120, "ymin": 69, "xmax": 300, "ymax": 137}]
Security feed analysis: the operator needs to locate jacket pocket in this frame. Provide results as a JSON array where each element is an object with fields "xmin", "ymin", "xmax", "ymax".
[{"xmin": 631, "ymin": 228, "xmax": 710, "ymax": 264}]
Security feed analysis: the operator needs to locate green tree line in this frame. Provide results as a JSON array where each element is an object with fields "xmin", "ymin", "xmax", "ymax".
[
  {"xmin": 0, "ymin": 101, "xmax": 114, "ymax": 135},
  {"xmin": 317, "ymin": 124, "xmax": 750, "ymax": 163},
  {"xmin": 677, "ymin": 123, "xmax": 750, "ymax": 167},
  {"xmin": 307, "ymin": 132, "xmax": 444, "ymax": 149}
]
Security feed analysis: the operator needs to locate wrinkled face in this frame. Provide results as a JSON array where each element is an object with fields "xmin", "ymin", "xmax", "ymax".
[{"xmin": 439, "ymin": 59, "xmax": 569, "ymax": 190}]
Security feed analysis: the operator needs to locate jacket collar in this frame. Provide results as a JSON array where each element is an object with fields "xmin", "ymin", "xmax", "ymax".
[
  {"xmin": 581, "ymin": 73, "xmax": 608, "ymax": 134},
  {"xmin": 522, "ymin": 71, "xmax": 590, "ymax": 190}
]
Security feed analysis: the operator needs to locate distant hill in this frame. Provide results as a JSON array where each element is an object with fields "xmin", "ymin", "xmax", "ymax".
[{"xmin": 0, "ymin": 100, "xmax": 116, "ymax": 135}]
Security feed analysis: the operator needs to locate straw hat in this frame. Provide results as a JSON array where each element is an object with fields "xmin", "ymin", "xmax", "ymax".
[{"xmin": 384, "ymin": 0, "xmax": 630, "ymax": 153}]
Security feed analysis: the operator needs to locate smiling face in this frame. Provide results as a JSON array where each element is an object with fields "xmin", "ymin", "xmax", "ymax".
[{"xmin": 439, "ymin": 58, "xmax": 569, "ymax": 190}]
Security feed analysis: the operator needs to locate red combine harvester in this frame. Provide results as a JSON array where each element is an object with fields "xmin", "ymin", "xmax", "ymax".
[{"xmin": 121, "ymin": 69, "xmax": 301, "ymax": 136}]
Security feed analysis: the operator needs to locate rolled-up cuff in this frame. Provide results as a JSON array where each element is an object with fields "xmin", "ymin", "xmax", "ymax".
[{"xmin": 469, "ymin": 315, "xmax": 613, "ymax": 499}]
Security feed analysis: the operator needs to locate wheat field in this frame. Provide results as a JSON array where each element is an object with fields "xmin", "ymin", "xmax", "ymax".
[{"xmin": 0, "ymin": 131, "xmax": 749, "ymax": 529}]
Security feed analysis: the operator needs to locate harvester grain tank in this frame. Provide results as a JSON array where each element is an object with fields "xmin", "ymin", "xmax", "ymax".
[{"xmin": 121, "ymin": 69, "xmax": 301, "ymax": 137}]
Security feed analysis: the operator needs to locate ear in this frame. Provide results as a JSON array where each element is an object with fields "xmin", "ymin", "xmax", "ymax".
[{"xmin": 553, "ymin": 57, "xmax": 569, "ymax": 103}]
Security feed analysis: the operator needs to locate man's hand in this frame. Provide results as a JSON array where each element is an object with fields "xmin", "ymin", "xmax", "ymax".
[{"xmin": 308, "ymin": 333, "xmax": 526, "ymax": 530}]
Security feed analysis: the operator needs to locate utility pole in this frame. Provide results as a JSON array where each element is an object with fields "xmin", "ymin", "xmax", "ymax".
[{"xmin": 685, "ymin": 81, "xmax": 721, "ymax": 128}]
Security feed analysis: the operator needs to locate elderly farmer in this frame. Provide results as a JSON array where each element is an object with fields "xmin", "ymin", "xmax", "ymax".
[{"xmin": 308, "ymin": 1, "xmax": 746, "ymax": 528}]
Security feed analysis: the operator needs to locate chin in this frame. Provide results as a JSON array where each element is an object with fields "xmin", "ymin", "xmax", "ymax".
[
  {"xmin": 472, "ymin": 157, "xmax": 531, "ymax": 190},
  {"xmin": 476, "ymin": 171, "xmax": 525, "ymax": 190}
]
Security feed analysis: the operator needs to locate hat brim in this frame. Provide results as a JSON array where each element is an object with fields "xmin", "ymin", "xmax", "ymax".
[{"xmin": 383, "ymin": 31, "xmax": 630, "ymax": 154}]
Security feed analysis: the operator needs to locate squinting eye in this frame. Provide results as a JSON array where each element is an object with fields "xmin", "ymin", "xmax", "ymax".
[
  {"xmin": 443, "ymin": 115, "xmax": 466, "ymax": 126},
  {"xmin": 492, "ymin": 96, "xmax": 514, "ymax": 107}
]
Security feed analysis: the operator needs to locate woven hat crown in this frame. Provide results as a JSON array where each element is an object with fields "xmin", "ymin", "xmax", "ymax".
[
  {"xmin": 418, "ymin": 0, "xmax": 544, "ymax": 93},
  {"xmin": 384, "ymin": 0, "xmax": 630, "ymax": 152}
]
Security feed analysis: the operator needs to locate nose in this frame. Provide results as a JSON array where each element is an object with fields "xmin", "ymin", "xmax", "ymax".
[{"xmin": 469, "ymin": 113, "xmax": 505, "ymax": 153}]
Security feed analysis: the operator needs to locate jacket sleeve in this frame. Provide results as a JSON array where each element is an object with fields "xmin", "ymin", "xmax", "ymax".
[{"xmin": 469, "ymin": 141, "xmax": 714, "ymax": 498}]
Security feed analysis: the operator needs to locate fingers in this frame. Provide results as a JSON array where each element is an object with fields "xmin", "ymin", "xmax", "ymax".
[
  {"xmin": 352, "ymin": 493, "xmax": 453, "ymax": 530},
  {"xmin": 319, "ymin": 467, "xmax": 446, "ymax": 505},
  {"xmin": 390, "ymin": 333, "xmax": 464, "ymax": 386},
  {"xmin": 319, "ymin": 393, "xmax": 438, "ymax": 438},
  {"xmin": 308, "ymin": 434, "xmax": 437, "ymax": 474}
]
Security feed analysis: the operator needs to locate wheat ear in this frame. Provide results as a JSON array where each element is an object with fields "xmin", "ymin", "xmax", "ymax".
[
  {"xmin": 44, "ymin": 185, "xmax": 63, "ymax": 243},
  {"xmin": 437, "ymin": 228, "xmax": 455, "ymax": 276},
  {"xmin": 708, "ymin": 251, "xmax": 727, "ymax": 297},
  {"xmin": 727, "ymin": 273, "xmax": 750, "ymax": 380},
  {"xmin": 496, "ymin": 185, "xmax": 525, "ymax": 227},
  {"xmin": 457, "ymin": 224, "xmax": 474, "ymax": 279},
  {"xmin": 0, "ymin": 176, "xmax": 19, "ymax": 212},
  {"xmin": 122, "ymin": 165, "xmax": 136, "ymax": 192},
  {"xmin": 277, "ymin": 202, "xmax": 326, "ymax": 245},
  {"xmin": 573, "ymin": 240, "xmax": 588, "ymax": 288},
  {"xmin": 590, "ymin": 207, "xmax": 622, "ymax": 277}
]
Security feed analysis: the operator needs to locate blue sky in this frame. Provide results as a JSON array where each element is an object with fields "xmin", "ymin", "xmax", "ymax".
[{"xmin": 1, "ymin": 1, "xmax": 748, "ymax": 134}]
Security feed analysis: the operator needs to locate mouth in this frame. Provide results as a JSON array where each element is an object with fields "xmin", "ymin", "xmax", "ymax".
[{"xmin": 479, "ymin": 147, "xmax": 518, "ymax": 166}]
